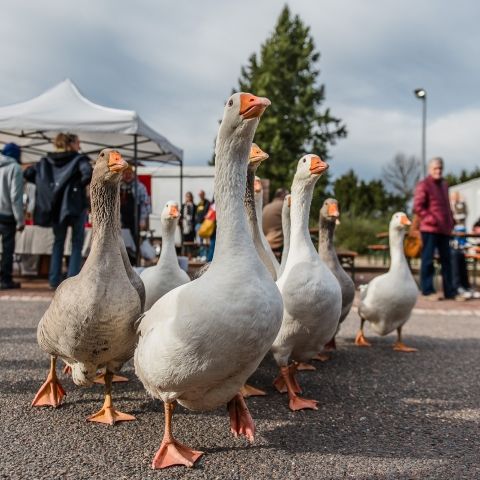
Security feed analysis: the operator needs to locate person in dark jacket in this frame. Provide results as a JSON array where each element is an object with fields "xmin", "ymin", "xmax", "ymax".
[
  {"xmin": 23, "ymin": 133, "xmax": 92, "ymax": 288},
  {"xmin": 0, "ymin": 143, "xmax": 24, "ymax": 289},
  {"xmin": 413, "ymin": 157, "xmax": 455, "ymax": 300}
]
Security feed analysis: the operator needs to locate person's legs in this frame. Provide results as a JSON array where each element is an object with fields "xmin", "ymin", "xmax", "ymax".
[
  {"xmin": 67, "ymin": 213, "xmax": 86, "ymax": 278},
  {"xmin": 450, "ymin": 249, "xmax": 461, "ymax": 292},
  {"xmin": 49, "ymin": 220, "xmax": 68, "ymax": 288},
  {"xmin": 0, "ymin": 222, "xmax": 17, "ymax": 285},
  {"xmin": 420, "ymin": 232, "xmax": 436, "ymax": 295},
  {"xmin": 437, "ymin": 234, "xmax": 455, "ymax": 298}
]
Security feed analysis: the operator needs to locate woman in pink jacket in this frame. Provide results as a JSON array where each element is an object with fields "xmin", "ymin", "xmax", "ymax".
[{"xmin": 413, "ymin": 157, "xmax": 455, "ymax": 300}]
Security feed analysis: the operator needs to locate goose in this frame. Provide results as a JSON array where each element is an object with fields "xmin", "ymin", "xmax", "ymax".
[
  {"xmin": 134, "ymin": 92, "xmax": 283, "ymax": 469},
  {"xmin": 356, "ymin": 212, "xmax": 418, "ymax": 352},
  {"xmin": 254, "ymin": 177, "xmax": 280, "ymax": 278},
  {"xmin": 32, "ymin": 149, "xmax": 144, "ymax": 425},
  {"xmin": 318, "ymin": 198, "xmax": 355, "ymax": 351},
  {"xmin": 278, "ymin": 194, "xmax": 291, "ymax": 277},
  {"xmin": 140, "ymin": 201, "xmax": 190, "ymax": 311},
  {"xmin": 271, "ymin": 154, "xmax": 341, "ymax": 411}
]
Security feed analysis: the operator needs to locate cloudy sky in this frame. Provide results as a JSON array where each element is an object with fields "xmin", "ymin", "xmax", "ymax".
[{"xmin": 1, "ymin": 0, "xmax": 479, "ymax": 180}]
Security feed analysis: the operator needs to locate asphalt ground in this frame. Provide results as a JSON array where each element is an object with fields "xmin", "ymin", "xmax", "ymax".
[{"xmin": 0, "ymin": 300, "xmax": 479, "ymax": 480}]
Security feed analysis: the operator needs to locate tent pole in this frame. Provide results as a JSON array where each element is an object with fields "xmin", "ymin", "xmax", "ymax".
[
  {"xmin": 180, "ymin": 159, "xmax": 183, "ymax": 248},
  {"xmin": 134, "ymin": 134, "xmax": 140, "ymax": 266}
]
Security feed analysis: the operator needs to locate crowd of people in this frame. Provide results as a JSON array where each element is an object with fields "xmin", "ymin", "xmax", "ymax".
[
  {"xmin": 0, "ymin": 134, "xmax": 152, "ymax": 289},
  {"xmin": 1, "ymin": 138, "xmax": 480, "ymax": 299}
]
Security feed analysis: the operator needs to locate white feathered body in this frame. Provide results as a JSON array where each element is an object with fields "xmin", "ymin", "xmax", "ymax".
[{"xmin": 135, "ymin": 255, "xmax": 283, "ymax": 410}]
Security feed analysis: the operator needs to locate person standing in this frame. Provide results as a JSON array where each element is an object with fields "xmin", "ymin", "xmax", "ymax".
[
  {"xmin": 413, "ymin": 157, "xmax": 455, "ymax": 300},
  {"xmin": 119, "ymin": 165, "xmax": 151, "ymax": 263},
  {"xmin": 180, "ymin": 191, "xmax": 196, "ymax": 243},
  {"xmin": 0, "ymin": 143, "xmax": 24, "ymax": 289},
  {"xmin": 195, "ymin": 190, "xmax": 210, "ymax": 257},
  {"xmin": 262, "ymin": 188, "xmax": 288, "ymax": 259},
  {"xmin": 24, "ymin": 133, "xmax": 92, "ymax": 289}
]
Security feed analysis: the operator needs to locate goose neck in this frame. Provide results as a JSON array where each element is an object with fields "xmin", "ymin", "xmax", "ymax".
[
  {"xmin": 89, "ymin": 179, "xmax": 121, "ymax": 251},
  {"xmin": 290, "ymin": 180, "xmax": 315, "ymax": 251},
  {"xmin": 319, "ymin": 218, "xmax": 336, "ymax": 256},
  {"xmin": 389, "ymin": 228, "xmax": 408, "ymax": 270},
  {"xmin": 213, "ymin": 134, "xmax": 253, "ymax": 259},
  {"xmin": 159, "ymin": 220, "xmax": 178, "ymax": 265}
]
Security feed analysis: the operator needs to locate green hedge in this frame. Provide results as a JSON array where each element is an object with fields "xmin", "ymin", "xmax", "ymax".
[{"xmin": 334, "ymin": 215, "xmax": 389, "ymax": 254}]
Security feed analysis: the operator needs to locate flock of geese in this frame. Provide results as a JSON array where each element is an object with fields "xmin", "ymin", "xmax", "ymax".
[{"xmin": 30, "ymin": 92, "xmax": 419, "ymax": 469}]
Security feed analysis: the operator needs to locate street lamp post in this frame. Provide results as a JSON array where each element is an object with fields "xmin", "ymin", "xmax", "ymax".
[{"xmin": 414, "ymin": 88, "xmax": 427, "ymax": 177}]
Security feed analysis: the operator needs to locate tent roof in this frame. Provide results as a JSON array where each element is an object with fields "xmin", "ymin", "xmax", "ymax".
[{"xmin": 0, "ymin": 79, "xmax": 182, "ymax": 165}]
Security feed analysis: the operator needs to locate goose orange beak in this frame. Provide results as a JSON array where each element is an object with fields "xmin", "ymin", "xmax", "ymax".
[
  {"xmin": 240, "ymin": 93, "xmax": 271, "ymax": 119},
  {"xmin": 249, "ymin": 143, "xmax": 269, "ymax": 163},
  {"xmin": 327, "ymin": 203, "xmax": 340, "ymax": 218},
  {"xmin": 400, "ymin": 214, "xmax": 411, "ymax": 226},
  {"xmin": 169, "ymin": 205, "xmax": 179, "ymax": 218},
  {"xmin": 309, "ymin": 155, "xmax": 329, "ymax": 175},
  {"xmin": 108, "ymin": 151, "xmax": 128, "ymax": 173}
]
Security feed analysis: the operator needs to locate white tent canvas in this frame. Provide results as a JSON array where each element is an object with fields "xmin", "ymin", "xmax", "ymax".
[{"xmin": 0, "ymin": 78, "xmax": 182, "ymax": 165}]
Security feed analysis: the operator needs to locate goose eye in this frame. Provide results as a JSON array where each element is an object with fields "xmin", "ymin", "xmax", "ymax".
[
  {"xmin": 228, "ymin": 99, "xmax": 233, "ymax": 107},
  {"xmin": 303, "ymin": 158, "xmax": 306, "ymax": 163},
  {"xmin": 100, "ymin": 152, "xmax": 105, "ymax": 157}
]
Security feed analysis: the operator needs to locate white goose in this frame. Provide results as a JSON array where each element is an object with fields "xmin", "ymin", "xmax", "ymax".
[
  {"xmin": 271, "ymin": 154, "xmax": 341, "ymax": 411},
  {"xmin": 134, "ymin": 92, "xmax": 283, "ymax": 469},
  {"xmin": 254, "ymin": 176, "xmax": 280, "ymax": 279},
  {"xmin": 140, "ymin": 201, "xmax": 189, "ymax": 311},
  {"xmin": 32, "ymin": 150, "xmax": 144, "ymax": 425},
  {"xmin": 356, "ymin": 212, "xmax": 418, "ymax": 352}
]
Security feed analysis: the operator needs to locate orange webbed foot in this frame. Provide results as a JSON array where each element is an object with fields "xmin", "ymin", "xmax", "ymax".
[
  {"xmin": 393, "ymin": 342, "xmax": 418, "ymax": 353},
  {"xmin": 355, "ymin": 331, "xmax": 371, "ymax": 347},
  {"xmin": 296, "ymin": 361, "xmax": 316, "ymax": 371},
  {"xmin": 227, "ymin": 393, "xmax": 255, "ymax": 442},
  {"xmin": 240, "ymin": 383, "xmax": 266, "ymax": 398},
  {"xmin": 312, "ymin": 353, "xmax": 330, "ymax": 362},
  {"xmin": 152, "ymin": 439, "xmax": 203, "ymax": 469},
  {"xmin": 87, "ymin": 406, "xmax": 135, "ymax": 425},
  {"xmin": 31, "ymin": 376, "xmax": 66, "ymax": 408},
  {"xmin": 93, "ymin": 373, "xmax": 129, "ymax": 384},
  {"xmin": 289, "ymin": 396, "xmax": 319, "ymax": 411},
  {"xmin": 62, "ymin": 364, "xmax": 72, "ymax": 375}
]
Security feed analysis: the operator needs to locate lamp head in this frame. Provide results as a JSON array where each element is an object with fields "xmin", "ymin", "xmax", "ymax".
[{"xmin": 414, "ymin": 88, "xmax": 426, "ymax": 99}]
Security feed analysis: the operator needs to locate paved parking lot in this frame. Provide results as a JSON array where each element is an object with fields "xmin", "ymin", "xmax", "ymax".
[{"xmin": 0, "ymin": 299, "xmax": 479, "ymax": 479}]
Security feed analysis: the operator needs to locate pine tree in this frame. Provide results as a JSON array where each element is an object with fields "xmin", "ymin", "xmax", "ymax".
[{"xmin": 233, "ymin": 5, "xmax": 347, "ymax": 208}]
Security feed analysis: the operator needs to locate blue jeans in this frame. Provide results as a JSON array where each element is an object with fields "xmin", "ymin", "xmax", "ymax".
[
  {"xmin": 49, "ymin": 212, "xmax": 86, "ymax": 288},
  {"xmin": 0, "ymin": 221, "xmax": 16, "ymax": 284},
  {"xmin": 420, "ymin": 232, "xmax": 455, "ymax": 298}
]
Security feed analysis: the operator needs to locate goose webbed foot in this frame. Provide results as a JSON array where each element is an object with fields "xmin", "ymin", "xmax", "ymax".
[
  {"xmin": 393, "ymin": 342, "xmax": 418, "ymax": 353},
  {"xmin": 355, "ymin": 330, "xmax": 371, "ymax": 347},
  {"xmin": 312, "ymin": 352, "xmax": 330, "ymax": 362},
  {"xmin": 240, "ymin": 383, "xmax": 266, "ymax": 398},
  {"xmin": 152, "ymin": 439, "xmax": 203, "ymax": 469},
  {"xmin": 93, "ymin": 372, "xmax": 129, "ymax": 384},
  {"xmin": 295, "ymin": 361, "xmax": 316, "ymax": 371},
  {"xmin": 152, "ymin": 401, "xmax": 203, "ymax": 469},
  {"xmin": 32, "ymin": 356, "xmax": 66, "ymax": 408},
  {"xmin": 279, "ymin": 365, "xmax": 318, "ymax": 412},
  {"xmin": 227, "ymin": 393, "xmax": 255, "ymax": 442},
  {"xmin": 87, "ymin": 371, "xmax": 135, "ymax": 425}
]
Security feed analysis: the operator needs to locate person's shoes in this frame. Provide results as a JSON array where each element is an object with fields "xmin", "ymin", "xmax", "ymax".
[
  {"xmin": 470, "ymin": 290, "xmax": 480, "ymax": 299},
  {"xmin": 421, "ymin": 293, "xmax": 442, "ymax": 301},
  {"xmin": 0, "ymin": 281, "xmax": 21, "ymax": 290},
  {"xmin": 453, "ymin": 294, "xmax": 468, "ymax": 302},
  {"xmin": 457, "ymin": 288, "xmax": 473, "ymax": 300}
]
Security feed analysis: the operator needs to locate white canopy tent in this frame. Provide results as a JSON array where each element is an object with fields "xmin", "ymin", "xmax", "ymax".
[{"xmin": 0, "ymin": 79, "xmax": 184, "ymax": 263}]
